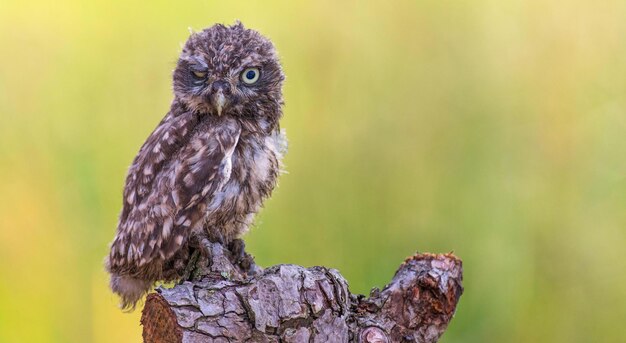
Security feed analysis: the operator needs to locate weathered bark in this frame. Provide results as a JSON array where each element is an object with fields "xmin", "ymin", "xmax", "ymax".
[{"xmin": 141, "ymin": 243, "xmax": 463, "ymax": 343}]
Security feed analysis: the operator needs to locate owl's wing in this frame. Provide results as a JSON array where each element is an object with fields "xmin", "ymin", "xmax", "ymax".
[
  {"xmin": 108, "ymin": 116, "xmax": 241, "ymax": 273},
  {"xmin": 119, "ymin": 110, "xmax": 200, "ymax": 225}
]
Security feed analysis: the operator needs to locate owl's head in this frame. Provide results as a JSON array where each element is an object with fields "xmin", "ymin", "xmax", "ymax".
[{"xmin": 173, "ymin": 22, "xmax": 284, "ymax": 129}]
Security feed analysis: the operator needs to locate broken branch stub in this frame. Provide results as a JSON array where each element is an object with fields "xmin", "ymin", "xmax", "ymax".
[{"xmin": 141, "ymin": 252, "xmax": 463, "ymax": 343}]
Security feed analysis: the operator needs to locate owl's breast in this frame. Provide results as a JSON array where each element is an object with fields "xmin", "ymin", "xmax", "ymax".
[
  {"xmin": 208, "ymin": 131, "xmax": 284, "ymax": 216},
  {"xmin": 233, "ymin": 133, "xmax": 282, "ymax": 193}
]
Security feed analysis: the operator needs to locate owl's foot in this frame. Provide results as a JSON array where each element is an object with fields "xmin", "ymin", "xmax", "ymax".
[
  {"xmin": 180, "ymin": 249, "xmax": 200, "ymax": 282},
  {"xmin": 228, "ymin": 239, "xmax": 258, "ymax": 274},
  {"xmin": 199, "ymin": 237, "xmax": 223, "ymax": 261},
  {"xmin": 228, "ymin": 239, "xmax": 246, "ymax": 264},
  {"xmin": 179, "ymin": 234, "xmax": 229, "ymax": 281},
  {"xmin": 198, "ymin": 236, "xmax": 241, "ymax": 280},
  {"xmin": 209, "ymin": 231, "xmax": 226, "ymax": 245},
  {"xmin": 183, "ymin": 234, "xmax": 257, "ymax": 282}
]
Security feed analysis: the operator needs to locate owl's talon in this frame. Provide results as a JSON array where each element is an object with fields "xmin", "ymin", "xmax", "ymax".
[
  {"xmin": 229, "ymin": 239, "xmax": 256, "ymax": 272},
  {"xmin": 229, "ymin": 239, "xmax": 246, "ymax": 263},
  {"xmin": 211, "ymin": 231, "xmax": 226, "ymax": 245},
  {"xmin": 180, "ymin": 249, "xmax": 200, "ymax": 282},
  {"xmin": 199, "ymin": 237, "xmax": 216, "ymax": 260}
]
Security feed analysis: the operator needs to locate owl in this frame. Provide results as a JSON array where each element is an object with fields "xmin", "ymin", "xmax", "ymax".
[{"xmin": 105, "ymin": 22, "xmax": 286, "ymax": 310}]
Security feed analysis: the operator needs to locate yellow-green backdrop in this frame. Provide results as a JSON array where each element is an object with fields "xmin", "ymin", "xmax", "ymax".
[{"xmin": 1, "ymin": 1, "xmax": 625, "ymax": 342}]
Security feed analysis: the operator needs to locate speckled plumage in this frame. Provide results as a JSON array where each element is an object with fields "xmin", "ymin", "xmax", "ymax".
[{"xmin": 105, "ymin": 22, "xmax": 286, "ymax": 309}]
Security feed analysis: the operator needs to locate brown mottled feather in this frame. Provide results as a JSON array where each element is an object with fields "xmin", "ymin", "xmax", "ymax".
[{"xmin": 109, "ymin": 114, "xmax": 240, "ymax": 269}]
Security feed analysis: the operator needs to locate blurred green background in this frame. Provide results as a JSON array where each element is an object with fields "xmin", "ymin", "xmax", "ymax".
[{"xmin": 1, "ymin": 0, "xmax": 625, "ymax": 342}]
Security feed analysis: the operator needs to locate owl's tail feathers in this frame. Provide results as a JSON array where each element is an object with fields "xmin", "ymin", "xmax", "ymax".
[{"xmin": 109, "ymin": 273, "xmax": 152, "ymax": 312}]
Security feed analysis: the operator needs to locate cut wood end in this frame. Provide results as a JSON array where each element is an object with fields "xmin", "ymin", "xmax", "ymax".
[{"xmin": 141, "ymin": 293, "xmax": 182, "ymax": 343}]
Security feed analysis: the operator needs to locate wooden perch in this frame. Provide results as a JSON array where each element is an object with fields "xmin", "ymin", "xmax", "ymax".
[{"xmin": 141, "ymin": 242, "xmax": 463, "ymax": 343}]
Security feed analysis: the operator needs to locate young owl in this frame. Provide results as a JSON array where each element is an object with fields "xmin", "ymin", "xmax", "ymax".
[{"xmin": 105, "ymin": 22, "xmax": 286, "ymax": 309}]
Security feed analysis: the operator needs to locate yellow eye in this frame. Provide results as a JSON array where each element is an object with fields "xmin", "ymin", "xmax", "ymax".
[
  {"xmin": 192, "ymin": 70, "xmax": 207, "ymax": 79},
  {"xmin": 241, "ymin": 68, "xmax": 260, "ymax": 84}
]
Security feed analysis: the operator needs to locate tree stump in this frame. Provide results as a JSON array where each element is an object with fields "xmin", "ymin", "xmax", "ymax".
[{"xmin": 141, "ymin": 242, "xmax": 463, "ymax": 343}]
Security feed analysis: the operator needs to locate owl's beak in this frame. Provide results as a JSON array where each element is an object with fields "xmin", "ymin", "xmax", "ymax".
[
  {"xmin": 214, "ymin": 92, "xmax": 226, "ymax": 116},
  {"xmin": 209, "ymin": 80, "xmax": 230, "ymax": 116}
]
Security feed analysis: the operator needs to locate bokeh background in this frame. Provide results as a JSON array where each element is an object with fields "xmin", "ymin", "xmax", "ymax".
[{"xmin": 1, "ymin": 0, "xmax": 625, "ymax": 342}]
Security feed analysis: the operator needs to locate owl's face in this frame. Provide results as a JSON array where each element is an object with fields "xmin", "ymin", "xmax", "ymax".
[{"xmin": 173, "ymin": 23, "xmax": 284, "ymax": 128}]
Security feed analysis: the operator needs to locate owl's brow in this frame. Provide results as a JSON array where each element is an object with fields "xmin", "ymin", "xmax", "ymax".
[
  {"xmin": 180, "ymin": 53, "xmax": 208, "ymax": 70},
  {"xmin": 239, "ymin": 54, "xmax": 265, "ymax": 67}
]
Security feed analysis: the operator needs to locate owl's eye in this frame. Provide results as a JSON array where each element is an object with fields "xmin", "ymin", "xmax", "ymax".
[
  {"xmin": 191, "ymin": 70, "xmax": 207, "ymax": 79},
  {"xmin": 241, "ymin": 68, "xmax": 260, "ymax": 84}
]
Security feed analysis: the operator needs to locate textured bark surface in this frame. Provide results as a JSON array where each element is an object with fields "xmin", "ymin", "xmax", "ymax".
[{"xmin": 141, "ymin": 244, "xmax": 463, "ymax": 343}]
